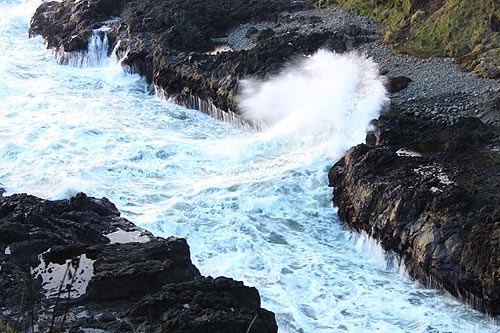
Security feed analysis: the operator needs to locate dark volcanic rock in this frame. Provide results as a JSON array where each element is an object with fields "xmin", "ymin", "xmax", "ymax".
[
  {"xmin": 149, "ymin": 30, "xmax": 351, "ymax": 114},
  {"xmin": 0, "ymin": 192, "xmax": 277, "ymax": 332},
  {"xmin": 128, "ymin": 277, "xmax": 277, "ymax": 333},
  {"xmin": 30, "ymin": 0, "xmax": 313, "ymax": 52},
  {"xmin": 29, "ymin": 0, "xmax": 129, "ymax": 52},
  {"xmin": 29, "ymin": 0, "xmax": 378, "ymax": 119},
  {"xmin": 329, "ymin": 114, "xmax": 500, "ymax": 316},
  {"xmin": 28, "ymin": 0, "xmax": 500, "ymax": 321},
  {"xmin": 386, "ymin": 75, "xmax": 412, "ymax": 94}
]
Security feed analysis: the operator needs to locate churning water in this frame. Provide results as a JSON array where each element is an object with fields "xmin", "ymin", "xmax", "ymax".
[{"xmin": 0, "ymin": 0, "xmax": 498, "ymax": 332}]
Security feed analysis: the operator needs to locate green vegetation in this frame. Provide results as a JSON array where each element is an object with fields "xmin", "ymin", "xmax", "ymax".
[
  {"xmin": 0, "ymin": 319, "xmax": 16, "ymax": 333},
  {"xmin": 324, "ymin": 0, "xmax": 500, "ymax": 78}
]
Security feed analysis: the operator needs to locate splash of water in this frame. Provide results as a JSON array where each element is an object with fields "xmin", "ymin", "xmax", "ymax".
[
  {"xmin": 55, "ymin": 31, "xmax": 109, "ymax": 68},
  {"xmin": 239, "ymin": 50, "xmax": 388, "ymax": 158}
]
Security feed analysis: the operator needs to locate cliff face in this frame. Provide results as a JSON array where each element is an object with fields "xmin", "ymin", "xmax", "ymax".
[
  {"xmin": 330, "ymin": 0, "xmax": 500, "ymax": 78},
  {"xmin": 26, "ymin": 0, "xmax": 500, "ymax": 321},
  {"xmin": 29, "ymin": 0, "xmax": 313, "ymax": 116},
  {"xmin": 329, "ymin": 114, "xmax": 500, "ymax": 316}
]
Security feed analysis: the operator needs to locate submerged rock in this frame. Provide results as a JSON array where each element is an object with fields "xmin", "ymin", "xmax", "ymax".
[
  {"xmin": 329, "ymin": 114, "xmax": 500, "ymax": 317},
  {"xmin": 0, "ymin": 192, "xmax": 277, "ymax": 332}
]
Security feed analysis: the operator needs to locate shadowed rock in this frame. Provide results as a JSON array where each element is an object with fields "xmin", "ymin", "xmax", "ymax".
[
  {"xmin": 329, "ymin": 114, "xmax": 500, "ymax": 317},
  {"xmin": 27, "ymin": 0, "xmax": 500, "ymax": 321},
  {"xmin": 0, "ymin": 192, "xmax": 277, "ymax": 332},
  {"xmin": 29, "ymin": 0, "xmax": 376, "ymax": 120},
  {"xmin": 387, "ymin": 76, "xmax": 412, "ymax": 94}
]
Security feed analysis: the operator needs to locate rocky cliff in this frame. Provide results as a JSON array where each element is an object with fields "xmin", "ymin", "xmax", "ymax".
[
  {"xmin": 29, "ymin": 0, "xmax": 377, "ymax": 122},
  {"xmin": 27, "ymin": 0, "xmax": 500, "ymax": 321},
  {"xmin": 329, "ymin": 114, "xmax": 500, "ymax": 316}
]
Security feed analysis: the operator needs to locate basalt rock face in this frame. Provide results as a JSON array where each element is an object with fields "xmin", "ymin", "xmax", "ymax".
[
  {"xmin": 29, "ymin": 0, "xmax": 311, "ymax": 53},
  {"xmin": 28, "ymin": 0, "xmax": 500, "ymax": 321},
  {"xmin": 29, "ymin": 0, "xmax": 378, "ymax": 118},
  {"xmin": 329, "ymin": 114, "xmax": 500, "ymax": 316},
  {"xmin": 29, "ymin": 0, "xmax": 310, "ymax": 114},
  {"xmin": 0, "ymin": 192, "xmax": 277, "ymax": 332},
  {"xmin": 149, "ymin": 30, "xmax": 355, "ymax": 114},
  {"xmin": 29, "ymin": 0, "xmax": 130, "ymax": 52}
]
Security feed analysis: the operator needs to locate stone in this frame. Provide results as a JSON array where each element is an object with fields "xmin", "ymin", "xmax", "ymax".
[
  {"xmin": 0, "ymin": 193, "xmax": 277, "ymax": 332},
  {"xmin": 387, "ymin": 76, "xmax": 412, "ymax": 94},
  {"xmin": 329, "ymin": 114, "xmax": 500, "ymax": 317},
  {"xmin": 27, "ymin": 0, "xmax": 500, "ymax": 321},
  {"xmin": 28, "ymin": 0, "xmax": 376, "ymax": 122}
]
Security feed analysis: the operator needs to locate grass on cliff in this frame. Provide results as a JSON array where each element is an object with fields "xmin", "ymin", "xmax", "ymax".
[{"xmin": 325, "ymin": 0, "xmax": 500, "ymax": 77}]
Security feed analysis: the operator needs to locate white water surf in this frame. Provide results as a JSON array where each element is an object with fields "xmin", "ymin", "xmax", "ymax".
[{"xmin": 0, "ymin": 0, "xmax": 498, "ymax": 332}]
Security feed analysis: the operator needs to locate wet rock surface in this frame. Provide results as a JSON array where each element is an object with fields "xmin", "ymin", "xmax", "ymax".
[
  {"xmin": 0, "ymin": 192, "xmax": 276, "ymax": 332},
  {"xmin": 29, "ymin": 0, "xmax": 499, "ymax": 126},
  {"xmin": 329, "ymin": 114, "xmax": 500, "ymax": 317}
]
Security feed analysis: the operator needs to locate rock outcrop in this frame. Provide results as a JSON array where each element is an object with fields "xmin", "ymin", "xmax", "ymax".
[
  {"xmin": 29, "ymin": 0, "xmax": 377, "ymax": 122},
  {"xmin": 329, "ymin": 114, "xmax": 500, "ymax": 316},
  {"xmin": 0, "ymin": 192, "xmax": 277, "ymax": 332}
]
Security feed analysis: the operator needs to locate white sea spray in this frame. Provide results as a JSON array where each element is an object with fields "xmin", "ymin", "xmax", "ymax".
[{"xmin": 239, "ymin": 50, "xmax": 387, "ymax": 158}]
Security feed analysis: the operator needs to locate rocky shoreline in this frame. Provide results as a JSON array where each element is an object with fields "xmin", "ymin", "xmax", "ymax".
[
  {"xmin": 0, "ymin": 192, "xmax": 277, "ymax": 332},
  {"xmin": 329, "ymin": 115, "xmax": 500, "ymax": 317},
  {"xmin": 20, "ymin": 0, "xmax": 500, "ymax": 324}
]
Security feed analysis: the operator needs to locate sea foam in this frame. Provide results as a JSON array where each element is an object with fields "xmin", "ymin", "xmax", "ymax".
[{"xmin": 239, "ymin": 50, "xmax": 388, "ymax": 158}]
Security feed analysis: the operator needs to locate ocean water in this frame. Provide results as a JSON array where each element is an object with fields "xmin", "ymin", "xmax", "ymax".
[{"xmin": 0, "ymin": 0, "xmax": 499, "ymax": 332}]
